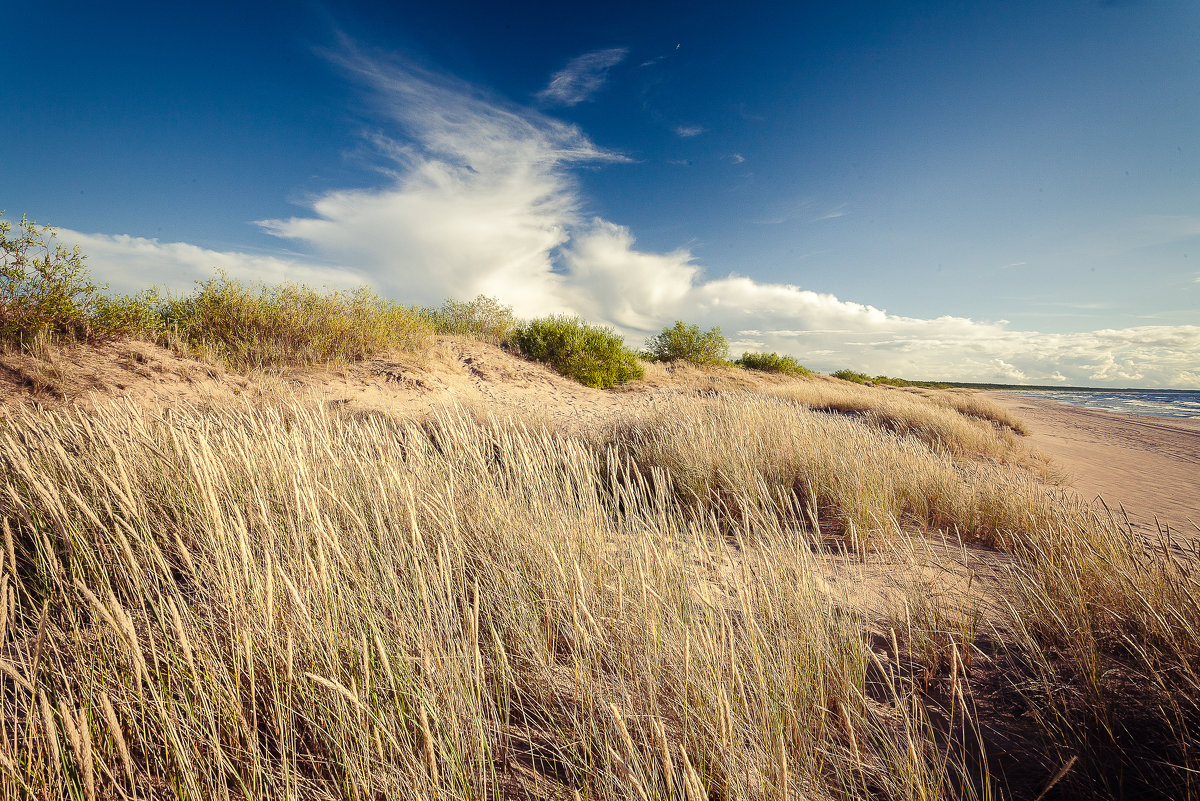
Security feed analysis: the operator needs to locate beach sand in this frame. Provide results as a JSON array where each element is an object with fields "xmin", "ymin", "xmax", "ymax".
[{"xmin": 985, "ymin": 391, "xmax": 1200, "ymax": 539}]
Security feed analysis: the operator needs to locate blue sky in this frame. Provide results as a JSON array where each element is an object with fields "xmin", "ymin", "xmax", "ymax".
[{"xmin": 4, "ymin": 0, "xmax": 1198, "ymax": 386}]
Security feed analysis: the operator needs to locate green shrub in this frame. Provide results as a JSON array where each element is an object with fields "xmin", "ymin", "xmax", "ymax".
[
  {"xmin": 832, "ymin": 369, "xmax": 871, "ymax": 384},
  {"xmin": 643, "ymin": 320, "xmax": 728, "ymax": 365},
  {"xmin": 735, "ymin": 351, "xmax": 813, "ymax": 376},
  {"xmin": 159, "ymin": 274, "xmax": 432, "ymax": 370},
  {"xmin": 423, "ymin": 294, "xmax": 517, "ymax": 344},
  {"xmin": 94, "ymin": 290, "xmax": 166, "ymax": 339},
  {"xmin": 513, "ymin": 315, "xmax": 644, "ymax": 389}
]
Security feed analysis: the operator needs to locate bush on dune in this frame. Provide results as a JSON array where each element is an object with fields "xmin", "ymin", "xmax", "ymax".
[
  {"xmin": 643, "ymin": 320, "xmax": 728, "ymax": 365},
  {"xmin": 0, "ymin": 212, "xmax": 150, "ymax": 346},
  {"xmin": 513, "ymin": 315, "xmax": 643, "ymax": 388},
  {"xmin": 734, "ymin": 351, "xmax": 813, "ymax": 377},
  {"xmin": 831, "ymin": 368, "xmax": 871, "ymax": 384},
  {"xmin": 423, "ymin": 294, "xmax": 518, "ymax": 344}
]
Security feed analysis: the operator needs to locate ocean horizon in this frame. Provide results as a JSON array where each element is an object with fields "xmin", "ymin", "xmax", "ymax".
[{"xmin": 1012, "ymin": 388, "xmax": 1200, "ymax": 419}]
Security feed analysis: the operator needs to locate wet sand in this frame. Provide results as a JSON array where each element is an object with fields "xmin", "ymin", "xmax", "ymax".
[{"xmin": 985, "ymin": 391, "xmax": 1200, "ymax": 538}]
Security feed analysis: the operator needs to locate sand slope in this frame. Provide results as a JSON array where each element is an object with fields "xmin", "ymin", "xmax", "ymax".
[{"xmin": 0, "ymin": 337, "xmax": 801, "ymax": 432}]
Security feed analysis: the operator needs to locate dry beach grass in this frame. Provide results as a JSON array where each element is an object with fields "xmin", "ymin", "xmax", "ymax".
[{"xmin": 0, "ymin": 340, "xmax": 1197, "ymax": 800}]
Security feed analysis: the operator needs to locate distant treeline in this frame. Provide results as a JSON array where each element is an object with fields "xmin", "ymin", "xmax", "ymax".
[
  {"xmin": 830, "ymin": 370, "xmax": 950, "ymax": 389},
  {"xmin": 921, "ymin": 381, "xmax": 1152, "ymax": 392}
]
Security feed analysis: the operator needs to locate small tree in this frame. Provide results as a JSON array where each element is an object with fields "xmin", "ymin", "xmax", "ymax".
[
  {"xmin": 643, "ymin": 321, "xmax": 728, "ymax": 365},
  {"xmin": 0, "ymin": 212, "xmax": 105, "ymax": 344}
]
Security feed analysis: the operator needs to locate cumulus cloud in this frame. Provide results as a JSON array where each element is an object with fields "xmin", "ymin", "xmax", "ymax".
[
  {"xmin": 673, "ymin": 124, "xmax": 706, "ymax": 138},
  {"xmin": 63, "ymin": 47, "xmax": 1199, "ymax": 388},
  {"xmin": 537, "ymin": 47, "xmax": 628, "ymax": 107}
]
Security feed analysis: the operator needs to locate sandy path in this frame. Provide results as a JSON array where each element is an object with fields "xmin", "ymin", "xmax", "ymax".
[{"xmin": 985, "ymin": 391, "xmax": 1200, "ymax": 538}]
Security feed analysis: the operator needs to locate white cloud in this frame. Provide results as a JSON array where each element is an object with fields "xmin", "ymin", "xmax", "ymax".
[
  {"xmin": 810, "ymin": 204, "xmax": 847, "ymax": 221},
  {"xmin": 673, "ymin": 124, "xmax": 706, "ymax": 138},
  {"xmin": 57, "ymin": 231, "xmax": 361, "ymax": 295},
  {"xmin": 728, "ymin": 153, "xmax": 746, "ymax": 164},
  {"xmin": 537, "ymin": 48, "xmax": 628, "ymax": 107},
  {"xmin": 60, "ymin": 49, "xmax": 1200, "ymax": 388}
]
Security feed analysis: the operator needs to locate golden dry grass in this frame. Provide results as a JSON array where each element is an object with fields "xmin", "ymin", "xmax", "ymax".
[
  {"xmin": 0, "ymin": 382, "xmax": 1195, "ymax": 800},
  {"xmin": 601, "ymin": 392, "xmax": 1055, "ymax": 549},
  {"xmin": 762, "ymin": 380, "xmax": 1026, "ymax": 461}
]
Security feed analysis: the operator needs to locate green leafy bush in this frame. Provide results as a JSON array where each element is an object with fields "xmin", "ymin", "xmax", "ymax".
[
  {"xmin": 159, "ymin": 274, "xmax": 432, "ymax": 370},
  {"xmin": 643, "ymin": 321, "xmax": 728, "ymax": 365},
  {"xmin": 94, "ymin": 290, "xmax": 166, "ymax": 339},
  {"xmin": 513, "ymin": 315, "xmax": 643, "ymax": 389},
  {"xmin": 0, "ymin": 212, "xmax": 132, "ymax": 345},
  {"xmin": 832, "ymin": 369, "xmax": 871, "ymax": 384},
  {"xmin": 423, "ymin": 294, "xmax": 517, "ymax": 344},
  {"xmin": 735, "ymin": 351, "xmax": 813, "ymax": 376}
]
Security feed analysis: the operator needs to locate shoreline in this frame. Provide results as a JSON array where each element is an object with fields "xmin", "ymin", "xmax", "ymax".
[{"xmin": 984, "ymin": 391, "xmax": 1200, "ymax": 538}]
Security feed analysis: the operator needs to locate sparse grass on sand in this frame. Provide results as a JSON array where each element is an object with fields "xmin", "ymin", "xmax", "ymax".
[{"xmin": 0, "ymin": 384, "xmax": 1196, "ymax": 800}]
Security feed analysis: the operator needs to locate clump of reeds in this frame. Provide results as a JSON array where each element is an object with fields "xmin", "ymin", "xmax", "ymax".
[{"xmin": 421, "ymin": 294, "xmax": 518, "ymax": 344}]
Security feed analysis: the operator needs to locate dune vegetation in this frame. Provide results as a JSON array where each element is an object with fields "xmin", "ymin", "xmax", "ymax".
[{"xmin": 1, "ymin": 215, "xmax": 1198, "ymax": 799}]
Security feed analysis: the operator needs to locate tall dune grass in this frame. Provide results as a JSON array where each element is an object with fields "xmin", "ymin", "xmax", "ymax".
[
  {"xmin": 604, "ymin": 393, "xmax": 1051, "ymax": 548},
  {"xmin": 0, "ymin": 394, "xmax": 1195, "ymax": 799},
  {"xmin": 0, "ymin": 399, "xmax": 985, "ymax": 800},
  {"xmin": 996, "ymin": 512, "xmax": 1200, "ymax": 798},
  {"xmin": 762, "ymin": 381, "xmax": 1026, "ymax": 461}
]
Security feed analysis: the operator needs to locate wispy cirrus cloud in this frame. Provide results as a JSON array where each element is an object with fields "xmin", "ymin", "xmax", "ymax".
[
  {"xmin": 810, "ymin": 204, "xmax": 847, "ymax": 221},
  {"xmin": 63, "ymin": 46, "xmax": 1200, "ymax": 388},
  {"xmin": 537, "ymin": 47, "xmax": 628, "ymax": 107},
  {"xmin": 673, "ymin": 124, "xmax": 706, "ymax": 138}
]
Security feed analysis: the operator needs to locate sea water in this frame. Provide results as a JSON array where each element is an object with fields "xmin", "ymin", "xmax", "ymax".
[{"xmin": 1015, "ymin": 389, "xmax": 1200, "ymax": 419}]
